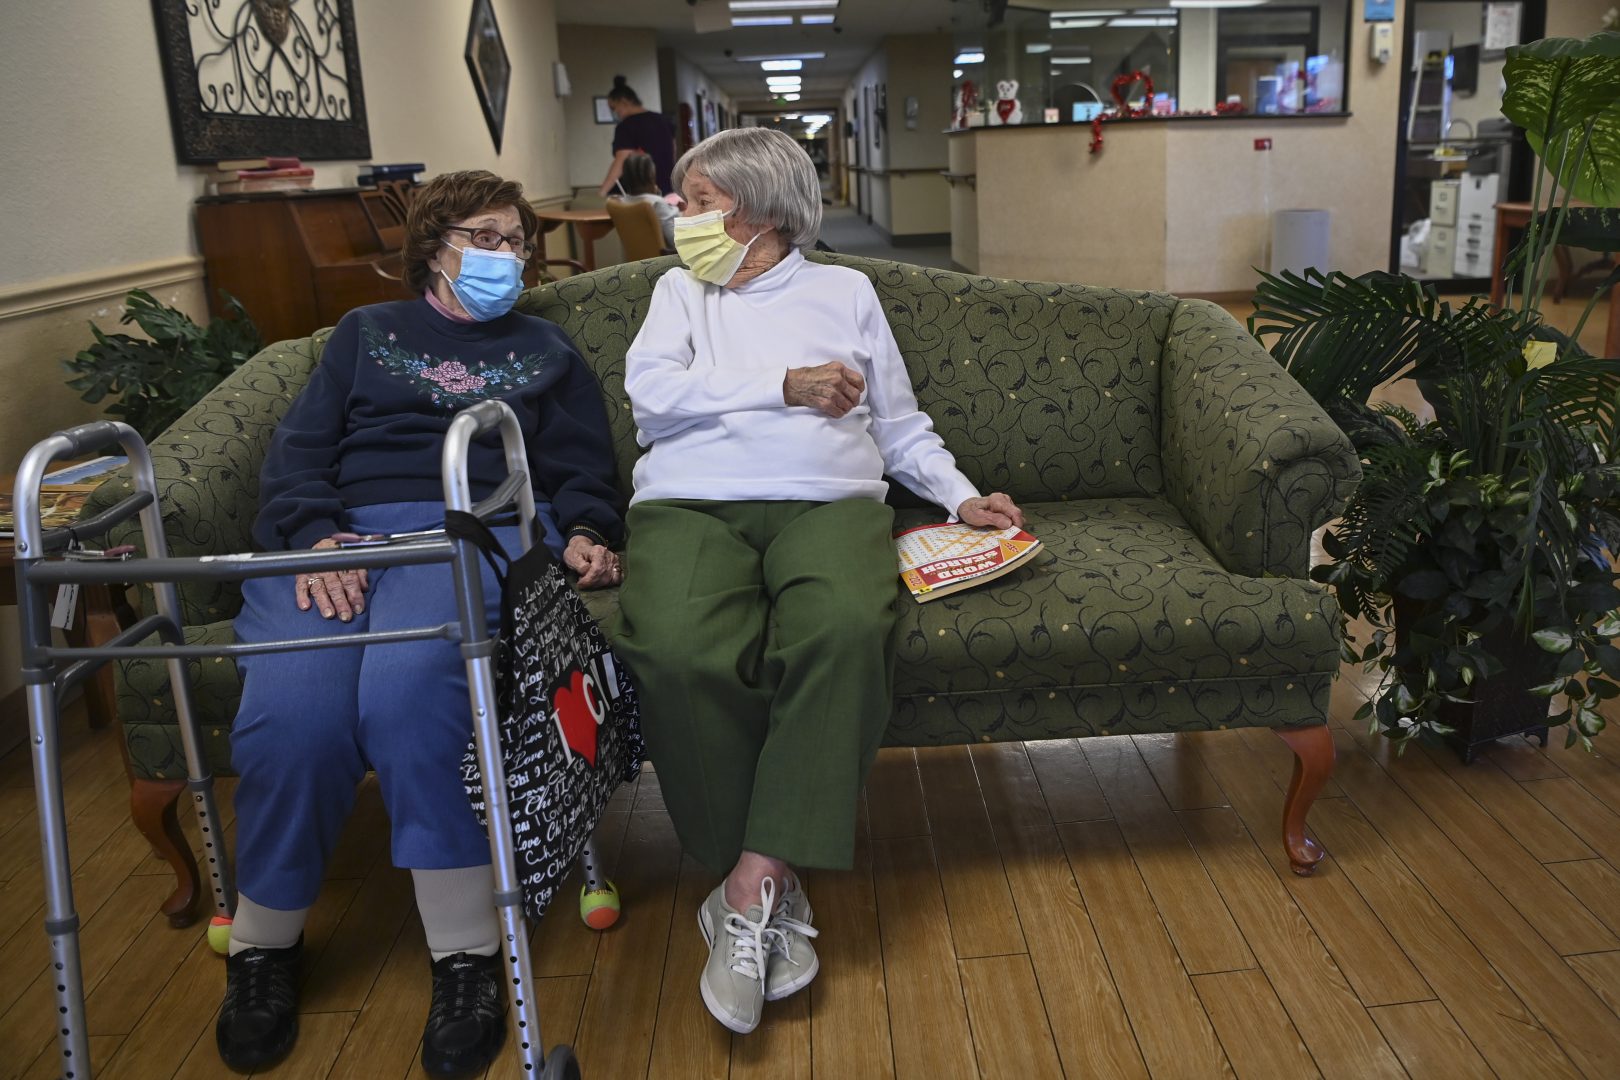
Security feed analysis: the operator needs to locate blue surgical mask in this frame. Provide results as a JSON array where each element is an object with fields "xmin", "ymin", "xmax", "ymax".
[{"xmin": 439, "ymin": 242, "xmax": 524, "ymax": 321}]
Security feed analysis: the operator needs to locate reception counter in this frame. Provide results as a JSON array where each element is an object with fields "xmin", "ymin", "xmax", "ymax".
[{"xmin": 946, "ymin": 112, "xmax": 1394, "ymax": 295}]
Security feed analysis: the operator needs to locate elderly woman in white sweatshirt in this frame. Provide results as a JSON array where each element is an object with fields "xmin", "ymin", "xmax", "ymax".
[{"xmin": 614, "ymin": 127, "xmax": 1023, "ymax": 1034}]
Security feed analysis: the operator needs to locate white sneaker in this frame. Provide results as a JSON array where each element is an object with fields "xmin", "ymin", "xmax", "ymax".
[
  {"xmin": 697, "ymin": 879, "xmax": 774, "ymax": 1034},
  {"xmin": 764, "ymin": 874, "xmax": 819, "ymax": 1001}
]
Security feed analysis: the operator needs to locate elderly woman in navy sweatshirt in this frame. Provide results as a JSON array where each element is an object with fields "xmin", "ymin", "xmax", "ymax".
[
  {"xmin": 213, "ymin": 170, "xmax": 622, "ymax": 1078},
  {"xmin": 614, "ymin": 128, "xmax": 1023, "ymax": 1036}
]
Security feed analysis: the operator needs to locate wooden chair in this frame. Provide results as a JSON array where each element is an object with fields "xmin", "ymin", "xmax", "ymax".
[{"xmin": 604, "ymin": 198, "xmax": 668, "ymax": 262}]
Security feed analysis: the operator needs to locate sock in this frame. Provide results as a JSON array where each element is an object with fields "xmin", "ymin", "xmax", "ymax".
[
  {"xmin": 228, "ymin": 894, "xmax": 309, "ymax": 956},
  {"xmin": 413, "ymin": 865, "xmax": 501, "ymax": 961}
]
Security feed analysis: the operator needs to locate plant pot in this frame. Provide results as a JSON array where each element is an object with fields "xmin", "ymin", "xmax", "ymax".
[{"xmin": 1391, "ymin": 599, "xmax": 1552, "ymax": 764}]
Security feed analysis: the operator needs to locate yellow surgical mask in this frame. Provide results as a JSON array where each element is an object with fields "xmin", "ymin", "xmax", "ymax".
[{"xmin": 673, "ymin": 209, "xmax": 762, "ymax": 286}]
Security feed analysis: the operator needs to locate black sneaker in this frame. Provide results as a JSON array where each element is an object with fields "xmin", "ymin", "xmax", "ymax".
[
  {"xmin": 215, "ymin": 940, "xmax": 301, "ymax": 1073},
  {"xmin": 421, "ymin": 951, "xmax": 508, "ymax": 1077}
]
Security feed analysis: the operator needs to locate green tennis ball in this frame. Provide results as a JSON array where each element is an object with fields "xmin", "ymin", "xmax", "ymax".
[
  {"xmin": 579, "ymin": 883, "xmax": 620, "ymax": 930},
  {"xmin": 207, "ymin": 915, "xmax": 232, "ymax": 955}
]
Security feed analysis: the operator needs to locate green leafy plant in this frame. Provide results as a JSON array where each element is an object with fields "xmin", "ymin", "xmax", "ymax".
[
  {"xmin": 1248, "ymin": 32, "xmax": 1620, "ymax": 750},
  {"xmin": 64, "ymin": 289, "xmax": 262, "ymax": 440}
]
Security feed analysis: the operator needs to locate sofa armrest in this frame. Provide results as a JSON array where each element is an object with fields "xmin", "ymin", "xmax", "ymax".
[
  {"xmin": 1160, "ymin": 299, "xmax": 1360, "ymax": 579},
  {"xmin": 81, "ymin": 332, "xmax": 329, "ymax": 623}
]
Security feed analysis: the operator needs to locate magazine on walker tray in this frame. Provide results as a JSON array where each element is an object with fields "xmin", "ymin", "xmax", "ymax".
[{"xmin": 895, "ymin": 521, "xmax": 1042, "ymax": 602}]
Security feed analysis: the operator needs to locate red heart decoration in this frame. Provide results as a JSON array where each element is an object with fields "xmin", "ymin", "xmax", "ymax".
[
  {"xmin": 1111, "ymin": 70, "xmax": 1154, "ymax": 115},
  {"xmin": 553, "ymin": 669, "xmax": 600, "ymax": 769}
]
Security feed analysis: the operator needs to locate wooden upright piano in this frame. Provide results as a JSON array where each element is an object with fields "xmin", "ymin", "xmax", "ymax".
[{"xmin": 194, "ymin": 186, "xmax": 414, "ymax": 344}]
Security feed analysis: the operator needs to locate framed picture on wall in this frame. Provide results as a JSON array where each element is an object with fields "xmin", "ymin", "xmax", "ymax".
[
  {"xmin": 696, "ymin": 90, "xmax": 711, "ymax": 138},
  {"xmin": 1482, "ymin": 1, "xmax": 1523, "ymax": 58},
  {"xmin": 464, "ymin": 0, "xmax": 512, "ymax": 152},
  {"xmin": 149, "ymin": 0, "xmax": 372, "ymax": 162},
  {"xmin": 593, "ymin": 97, "xmax": 616, "ymax": 124}
]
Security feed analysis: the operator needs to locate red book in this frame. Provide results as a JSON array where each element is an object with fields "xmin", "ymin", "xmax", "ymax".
[{"xmin": 234, "ymin": 166, "xmax": 315, "ymax": 179}]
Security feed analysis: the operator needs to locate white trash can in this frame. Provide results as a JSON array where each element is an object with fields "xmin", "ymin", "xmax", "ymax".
[{"xmin": 1270, "ymin": 209, "xmax": 1331, "ymax": 276}]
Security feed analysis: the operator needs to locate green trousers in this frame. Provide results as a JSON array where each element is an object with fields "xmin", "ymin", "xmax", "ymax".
[{"xmin": 614, "ymin": 499, "xmax": 901, "ymax": 875}]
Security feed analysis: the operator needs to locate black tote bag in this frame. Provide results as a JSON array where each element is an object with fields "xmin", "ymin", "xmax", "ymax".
[{"xmin": 446, "ymin": 511, "xmax": 643, "ymax": 919}]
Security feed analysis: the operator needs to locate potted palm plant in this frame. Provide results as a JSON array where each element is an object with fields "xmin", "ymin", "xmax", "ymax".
[{"xmin": 1249, "ymin": 31, "xmax": 1620, "ymax": 758}]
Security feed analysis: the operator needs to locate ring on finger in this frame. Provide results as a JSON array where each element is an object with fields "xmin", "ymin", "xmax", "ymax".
[{"xmin": 306, "ymin": 577, "xmax": 320, "ymax": 586}]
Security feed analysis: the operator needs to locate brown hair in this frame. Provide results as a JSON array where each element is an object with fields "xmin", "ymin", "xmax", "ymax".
[
  {"xmin": 620, "ymin": 152, "xmax": 658, "ymax": 196},
  {"xmin": 403, "ymin": 169, "xmax": 538, "ymax": 294}
]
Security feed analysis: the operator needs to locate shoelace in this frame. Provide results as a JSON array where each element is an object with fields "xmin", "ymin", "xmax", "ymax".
[
  {"xmin": 225, "ymin": 952, "xmax": 296, "ymax": 1019},
  {"xmin": 721, "ymin": 878, "xmax": 778, "ymax": 980},
  {"xmin": 766, "ymin": 893, "xmax": 819, "ymax": 967},
  {"xmin": 428, "ymin": 958, "xmax": 500, "ymax": 1027}
]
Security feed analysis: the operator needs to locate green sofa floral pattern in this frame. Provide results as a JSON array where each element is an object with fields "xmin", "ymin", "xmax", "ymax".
[{"xmin": 85, "ymin": 253, "xmax": 1358, "ymax": 896}]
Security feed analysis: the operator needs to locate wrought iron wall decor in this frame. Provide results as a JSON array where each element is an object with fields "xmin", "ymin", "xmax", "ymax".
[
  {"xmin": 465, "ymin": 0, "xmax": 511, "ymax": 152},
  {"xmin": 151, "ymin": 0, "xmax": 371, "ymax": 163}
]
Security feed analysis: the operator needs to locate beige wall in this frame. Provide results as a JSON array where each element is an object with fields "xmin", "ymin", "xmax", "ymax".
[
  {"xmin": 948, "ymin": 135, "xmax": 979, "ymax": 270},
  {"xmin": 1547, "ymin": 0, "xmax": 1615, "ymax": 37},
  {"xmin": 0, "ymin": 0, "xmax": 571, "ymax": 473},
  {"xmin": 559, "ymin": 25, "xmax": 661, "ymax": 193},
  {"xmin": 846, "ymin": 34, "xmax": 952, "ymax": 239},
  {"xmin": 975, "ymin": 126, "xmax": 1170, "ymax": 288}
]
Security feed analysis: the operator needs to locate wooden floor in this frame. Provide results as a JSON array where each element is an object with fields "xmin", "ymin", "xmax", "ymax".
[{"xmin": 8, "ymin": 662, "xmax": 1620, "ymax": 1079}]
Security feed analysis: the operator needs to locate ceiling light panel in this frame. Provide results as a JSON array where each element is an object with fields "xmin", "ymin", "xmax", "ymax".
[
  {"xmin": 733, "ymin": 15, "xmax": 793, "ymax": 26},
  {"xmin": 729, "ymin": 0, "xmax": 837, "ymax": 9}
]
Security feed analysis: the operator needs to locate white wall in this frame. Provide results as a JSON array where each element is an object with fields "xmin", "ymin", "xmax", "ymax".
[{"xmin": 558, "ymin": 25, "xmax": 661, "ymax": 192}]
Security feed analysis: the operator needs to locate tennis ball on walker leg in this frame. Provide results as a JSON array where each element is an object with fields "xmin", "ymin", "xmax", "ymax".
[
  {"xmin": 207, "ymin": 915, "xmax": 233, "ymax": 955},
  {"xmin": 579, "ymin": 881, "xmax": 620, "ymax": 930}
]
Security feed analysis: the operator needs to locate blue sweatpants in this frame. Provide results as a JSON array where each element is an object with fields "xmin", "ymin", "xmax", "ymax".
[{"xmin": 231, "ymin": 500, "xmax": 561, "ymax": 909}]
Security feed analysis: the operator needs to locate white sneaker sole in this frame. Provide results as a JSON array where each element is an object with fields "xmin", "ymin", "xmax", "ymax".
[{"xmin": 697, "ymin": 904, "xmax": 761, "ymax": 1035}]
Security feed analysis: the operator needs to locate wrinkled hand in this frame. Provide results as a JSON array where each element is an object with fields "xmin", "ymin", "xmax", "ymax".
[
  {"xmin": 297, "ymin": 535, "xmax": 370, "ymax": 620},
  {"xmin": 957, "ymin": 493, "xmax": 1025, "ymax": 530},
  {"xmin": 784, "ymin": 362, "xmax": 865, "ymax": 419},
  {"xmin": 566, "ymin": 536, "xmax": 622, "ymax": 589}
]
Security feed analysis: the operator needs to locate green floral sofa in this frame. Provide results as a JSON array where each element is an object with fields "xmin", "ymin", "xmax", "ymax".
[{"xmin": 86, "ymin": 253, "xmax": 1359, "ymax": 924}]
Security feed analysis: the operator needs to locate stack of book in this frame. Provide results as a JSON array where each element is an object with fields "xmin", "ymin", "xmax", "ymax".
[
  {"xmin": 357, "ymin": 162, "xmax": 426, "ymax": 187},
  {"xmin": 207, "ymin": 157, "xmax": 314, "ymax": 194}
]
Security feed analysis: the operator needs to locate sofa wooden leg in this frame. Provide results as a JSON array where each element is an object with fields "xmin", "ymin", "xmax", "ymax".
[
  {"xmin": 130, "ymin": 777, "xmax": 200, "ymax": 927},
  {"xmin": 1275, "ymin": 724, "xmax": 1334, "ymax": 876}
]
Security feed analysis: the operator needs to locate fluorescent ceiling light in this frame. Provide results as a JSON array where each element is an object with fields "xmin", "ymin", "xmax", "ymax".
[
  {"xmin": 1051, "ymin": 8, "xmax": 1122, "ymax": 15},
  {"xmin": 953, "ymin": 67, "xmax": 963, "ymax": 78},
  {"xmin": 800, "ymin": 14, "xmax": 836, "ymax": 23},
  {"xmin": 765, "ymin": 75, "xmax": 802, "ymax": 84},
  {"xmin": 1050, "ymin": 18, "xmax": 1107, "ymax": 28},
  {"xmin": 1051, "ymin": 57, "xmax": 1092, "ymax": 64},
  {"xmin": 1109, "ymin": 16, "xmax": 1177, "ymax": 26},
  {"xmin": 954, "ymin": 51, "xmax": 985, "ymax": 64},
  {"xmin": 782, "ymin": 93, "xmax": 801, "ymax": 101},
  {"xmin": 1171, "ymin": 1, "xmax": 1263, "ymax": 6},
  {"xmin": 730, "ymin": 0, "xmax": 837, "ymax": 9},
  {"xmin": 802, "ymin": 113, "xmax": 832, "ymax": 122},
  {"xmin": 761, "ymin": 59, "xmax": 803, "ymax": 70},
  {"xmin": 733, "ymin": 16, "xmax": 793, "ymax": 26},
  {"xmin": 736, "ymin": 51, "xmax": 826, "ymax": 62},
  {"xmin": 1025, "ymin": 43, "xmax": 1053, "ymax": 54}
]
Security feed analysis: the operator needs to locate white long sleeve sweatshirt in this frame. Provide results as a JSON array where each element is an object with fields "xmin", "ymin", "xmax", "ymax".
[{"xmin": 624, "ymin": 249, "xmax": 981, "ymax": 514}]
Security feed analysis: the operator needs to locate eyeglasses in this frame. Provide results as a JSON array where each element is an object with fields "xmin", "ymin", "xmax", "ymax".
[{"xmin": 444, "ymin": 225, "xmax": 536, "ymax": 258}]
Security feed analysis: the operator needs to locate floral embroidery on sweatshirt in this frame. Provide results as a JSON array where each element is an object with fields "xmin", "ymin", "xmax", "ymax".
[{"xmin": 362, "ymin": 323, "xmax": 551, "ymax": 408}]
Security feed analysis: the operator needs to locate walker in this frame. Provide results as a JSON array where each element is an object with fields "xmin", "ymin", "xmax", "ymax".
[{"xmin": 13, "ymin": 400, "xmax": 608, "ymax": 1079}]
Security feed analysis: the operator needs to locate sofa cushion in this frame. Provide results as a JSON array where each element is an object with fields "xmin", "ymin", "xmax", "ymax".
[{"xmin": 889, "ymin": 498, "xmax": 1340, "ymax": 697}]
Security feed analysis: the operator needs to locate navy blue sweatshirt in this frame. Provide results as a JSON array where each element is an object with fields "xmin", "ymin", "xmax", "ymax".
[{"xmin": 253, "ymin": 298, "xmax": 623, "ymax": 552}]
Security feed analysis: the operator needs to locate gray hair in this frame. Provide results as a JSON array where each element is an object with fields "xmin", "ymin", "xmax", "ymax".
[{"xmin": 672, "ymin": 128, "xmax": 822, "ymax": 249}]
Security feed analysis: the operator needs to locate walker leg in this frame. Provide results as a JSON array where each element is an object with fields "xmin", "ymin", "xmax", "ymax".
[
  {"xmin": 141, "ymin": 460, "xmax": 235, "ymax": 925},
  {"xmin": 578, "ymin": 838, "xmax": 619, "ymax": 930},
  {"xmin": 26, "ymin": 681, "xmax": 93, "ymax": 1077}
]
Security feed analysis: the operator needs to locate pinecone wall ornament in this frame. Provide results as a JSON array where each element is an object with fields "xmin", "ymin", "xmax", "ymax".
[{"xmin": 250, "ymin": 0, "xmax": 293, "ymax": 47}]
